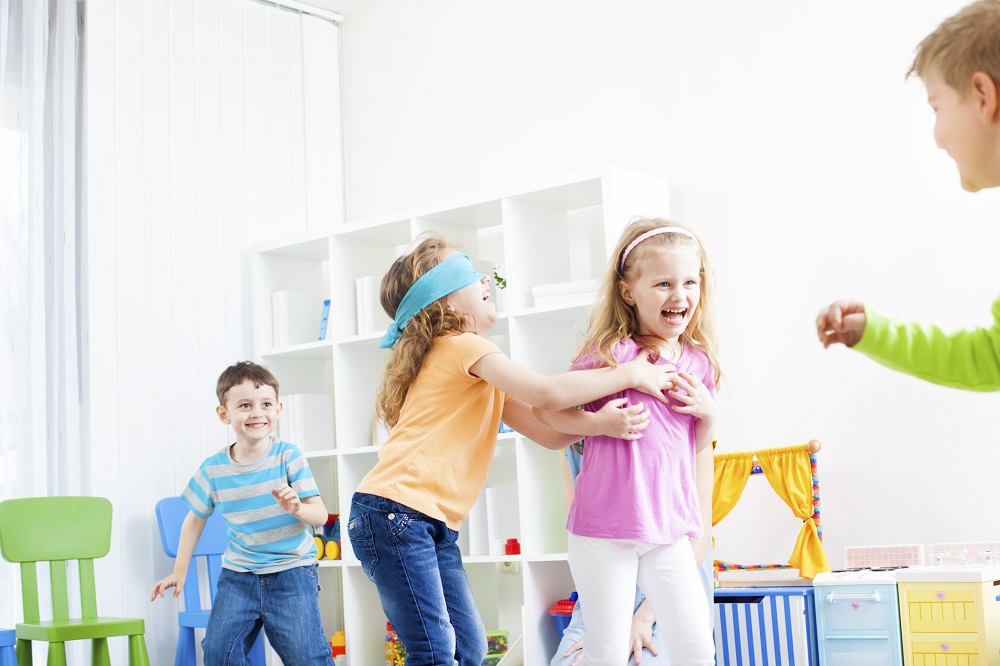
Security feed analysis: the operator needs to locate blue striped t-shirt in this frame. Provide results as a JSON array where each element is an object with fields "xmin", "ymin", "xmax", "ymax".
[{"xmin": 182, "ymin": 437, "xmax": 320, "ymax": 574}]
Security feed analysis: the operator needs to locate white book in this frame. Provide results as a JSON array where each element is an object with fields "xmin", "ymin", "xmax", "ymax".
[
  {"xmin": 272, "ymin": 290, "xmax": 321, "ymax": 347},
  {"xmin": 355, "ymin": 276, "xmax": 373, "ymax": 336},
  {"xmin": 485, "ymin": 488, "xmax": 500, "ymax": 555},
  {"xmin": 467, "ymin": 490, "xmax": 490, "ymax": 556},
  {"xmin": 280, "ymin": 393, "xmax": 334, "ymax": 452},
  {"xmin": 532, "ymin": 292, "xmax": 596, "ymax": 308},
  {"xmin": 531, "ymin": 278, "xmax": 598, "ymax": 299},
  {"xmin": 485, "ymin": 485, "xmax": 519, "ymax": 556}
]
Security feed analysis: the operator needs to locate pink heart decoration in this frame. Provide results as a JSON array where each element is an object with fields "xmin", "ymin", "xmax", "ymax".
[
  {"xmin": 941, "ymin": 643, "xmax": 950, "ymax": 652},
  {"xmin": 936, "ymin": 592, "xmax": 946, "ymax": 600},
  {"xmin": 851, "ymin": 603, "xmax": 860, "ymax": 610}
]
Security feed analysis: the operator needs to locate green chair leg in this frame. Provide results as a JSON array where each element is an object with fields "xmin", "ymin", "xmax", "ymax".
[
  {"xmin": 91, "ymin": 636, "xmax": 111, "ymax": 666},
  {"xmin": 45, "ymin": 641, "xmax": 65, "ymax": 666},
  {"xmin": 16, "ymin": 639, "xmax": 32, "ymax": 666},
  {"xmin": 128, "ymin": 634, "xmax": 150, "ymax": 665}
]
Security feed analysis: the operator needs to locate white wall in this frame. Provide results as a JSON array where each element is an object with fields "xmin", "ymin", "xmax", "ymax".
[
  {"xmin": 340, "ymin": 0, "xmax": 1000, "ymax": 568},
  {"xmin": 83, "ymin": 0, "xmax": 340, "ymax": 662}
]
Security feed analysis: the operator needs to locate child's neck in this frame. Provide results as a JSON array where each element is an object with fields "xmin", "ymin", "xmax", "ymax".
[
  {"xmin": 230, "ymin": 437, "xmax": 271, "ymax": 464},
  {"xmin": 638, "ymin": 335, "xmax": 683, "ymax": 361}
]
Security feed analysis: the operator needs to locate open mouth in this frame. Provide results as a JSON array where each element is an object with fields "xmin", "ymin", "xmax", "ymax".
[{"xmin": 662, "ymin": 308, "xmax": 687, "ymax": 325}]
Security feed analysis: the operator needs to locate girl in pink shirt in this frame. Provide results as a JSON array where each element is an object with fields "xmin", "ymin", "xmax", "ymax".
[{"xmin": 539, "ymin": 218, "xmax": 720, "ymax": 665}]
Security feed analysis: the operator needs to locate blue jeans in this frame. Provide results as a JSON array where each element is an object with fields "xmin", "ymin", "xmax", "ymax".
[
  {"xmin": 349, "ymin": 492, "xmax": 486, "ymax": 666},
  {"xmin": 203, "ymin": 565, "xmax": 334, "ymax": 666}
]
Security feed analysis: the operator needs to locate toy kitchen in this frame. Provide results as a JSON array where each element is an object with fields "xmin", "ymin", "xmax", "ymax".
[{"xmin": 717, "ymin": 542, "xmax": 1000, "ymax": 666}]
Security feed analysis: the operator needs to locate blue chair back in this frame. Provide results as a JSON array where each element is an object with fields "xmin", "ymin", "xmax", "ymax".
[
  {"xmin": 156, "ymin": 497, "xmax": 228, "ymax": 616},
  {"xmin": 155, "ymin": 497, "xmax": 264, "ymax": 666}
]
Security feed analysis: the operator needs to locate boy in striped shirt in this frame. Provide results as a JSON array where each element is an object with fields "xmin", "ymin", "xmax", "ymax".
[{"xmin": 152, "ymin": 361, "xmax": 335, "ymax": 665}]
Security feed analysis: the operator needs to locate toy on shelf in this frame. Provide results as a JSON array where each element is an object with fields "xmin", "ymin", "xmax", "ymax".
[
  {"xmin": 385, "ymin": 622, "xmax": 407, "ymax": 666},
  {"xmin": 329, "ymin": 630, "xmax": 345, "ymax": 660},
  {"xmin": 313, "ymin": 513, "xmax": 342, "ymax": 560},
  {"xmin": 480, "ymin": 629, "xmax": 509, "ymax": 665},
  {"xmin": 548, "ymin": 591, "xmax": 578, "ymax": 636}
]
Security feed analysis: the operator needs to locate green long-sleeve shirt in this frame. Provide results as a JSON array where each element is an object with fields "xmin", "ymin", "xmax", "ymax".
[{"xmin": 855, "ymin": 295, "xmax": 1000, "ymax": 391}]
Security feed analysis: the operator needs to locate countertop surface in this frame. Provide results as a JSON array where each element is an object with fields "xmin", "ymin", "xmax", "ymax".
[{"xmin": 894, "ymin": 565, "xmax": 1000, "ymax": 583}]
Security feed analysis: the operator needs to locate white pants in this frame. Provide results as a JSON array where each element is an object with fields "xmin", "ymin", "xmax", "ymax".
[{"xmin": 568, "ymin": 533, "xmax": 715, "ymax": 666}]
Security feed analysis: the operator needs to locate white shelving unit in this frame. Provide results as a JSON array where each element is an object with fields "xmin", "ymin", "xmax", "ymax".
[{"xmin": 250, "ymin": 166, "xmax": 671, "ymax": 665}]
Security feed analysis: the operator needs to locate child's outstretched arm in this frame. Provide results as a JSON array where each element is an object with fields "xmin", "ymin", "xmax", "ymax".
[
  {"xmin": 471, "ymin": 348, "xmax": 674, "ymax": 411},
  {"xmin": 504, "ymin": 398, "xmax": 650, "ymax": 450},
  {"xmin": 532, "ymin": 398, "xmax": 650, "ymax": 441},
  {"xmin": 499, "ymin": 399, "xmax": 584, "ymax": 450},
  {"xmin": 151, "ymin": 510, "xmax": 207, "ymax": 601}
]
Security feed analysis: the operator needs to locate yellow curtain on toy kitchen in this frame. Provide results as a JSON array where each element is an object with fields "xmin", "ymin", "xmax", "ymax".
[
  {"xmin": 754, "ymin": 444, "xmax": 831, "ymax": 579},
  {"xmin": 712, "ymin": 450, "xmax": 754, "ymax": 527}
]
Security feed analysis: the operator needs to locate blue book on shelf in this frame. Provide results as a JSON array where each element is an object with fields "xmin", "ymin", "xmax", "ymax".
[{"xmin": 318, "ymin": 299, "xmax": 331, "ymax": 340}]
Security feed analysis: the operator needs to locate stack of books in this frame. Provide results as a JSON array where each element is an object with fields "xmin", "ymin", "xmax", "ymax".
[{"xmin": 531, "ymin": 279, "xmax": 598, "ymax": 308}]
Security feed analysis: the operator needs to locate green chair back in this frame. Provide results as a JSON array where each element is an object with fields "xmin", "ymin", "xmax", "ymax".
[{"xmin": 0, "ymin": 496, "xmax": 150, "ymax": 666}]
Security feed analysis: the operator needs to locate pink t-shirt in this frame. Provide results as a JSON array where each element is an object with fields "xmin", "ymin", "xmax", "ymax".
[{"xmin": 567, "ymin": 337, "xmax": 715, "ymax": 544}]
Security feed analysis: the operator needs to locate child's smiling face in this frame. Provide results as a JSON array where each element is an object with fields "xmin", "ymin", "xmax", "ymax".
[
  {"xmin": 217, "ymin": 379, "xmax": 282, "ymax": 448},
  {"xmin": 442, "ymin": 249, "xmax": 498, "ymax": 335},
  {"xmin": 619, "ymin": 246, "xmax": 702, "ymax": 345},
  {"xmin": 925, "ymin": 69, "xmax": 1000, "ymax": 192}
]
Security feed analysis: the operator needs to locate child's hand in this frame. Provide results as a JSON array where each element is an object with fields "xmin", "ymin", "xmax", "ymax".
[
  {"xmin": 594, "ymin": 397, "xmax": 649, "ymax": 440},
  {"xmin": 668, "ymin": 371, "xmax": 716, "ymax": 423},
  {"xmin": 151, "ymin": 573, "xmax": 184, "ymax": 601},
  {"xmin": 624, "ymin": 348, "xmax": 677, "ymax": 403},
  {"xmin": 816, "ymin": 299, "xmax": 867, "ymax": 348},
  {"xmin": 561, "ymin": 637, "xmax": 586, "ymax": 665},
  {"xmin": 272, "ymin": 484, "xmax": 301, "ymax": 515}
]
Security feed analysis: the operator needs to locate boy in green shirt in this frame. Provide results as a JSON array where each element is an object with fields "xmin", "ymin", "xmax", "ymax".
[{"xmin": 816, "ymin": 0, "xmax": 1000, "ymax": 387}]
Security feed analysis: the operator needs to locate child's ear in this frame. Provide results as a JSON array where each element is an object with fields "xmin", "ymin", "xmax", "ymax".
[
  {"xmin": 216, "ymin": 404, "xmax": 231, "ymax": 425},
  {"xmin": 971, "ymin": 71, "xmax": 999, "ymax": 123},
  {"xmin": 619, "ymin": 280, "xmax": 636, "ymax": 306}
]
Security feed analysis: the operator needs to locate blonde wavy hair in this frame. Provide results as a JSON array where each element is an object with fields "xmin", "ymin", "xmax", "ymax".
[
  {"xmin": 908, "ymin": 0, "xmax": 1000, "ymax": 95},
  {"xmin": 376, "ymin": 233, "xmax": 477, "ymax": 429},
  {"xmin": 574, "ymin": 218, "xmax": 721, "ymax": 384}
]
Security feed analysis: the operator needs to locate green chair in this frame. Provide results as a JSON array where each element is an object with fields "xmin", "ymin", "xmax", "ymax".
[{"xmin": 0, "ymin": 496, "xmax": 150, "ymax": 665}]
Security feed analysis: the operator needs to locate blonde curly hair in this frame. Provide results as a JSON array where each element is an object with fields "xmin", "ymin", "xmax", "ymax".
[{"xmin": 376, "ymin": 233, "xmax": 477, "ymax": 429}]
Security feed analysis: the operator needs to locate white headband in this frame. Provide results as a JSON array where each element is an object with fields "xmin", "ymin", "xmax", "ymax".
[{"xmin": 619, "ymin": 227, "xmax": 698, "ymax": 271}]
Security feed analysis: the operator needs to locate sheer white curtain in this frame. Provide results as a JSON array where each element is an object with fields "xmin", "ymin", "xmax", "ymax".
[{"xmin": 0, "ymin": 0, "xmax": 82, "ymax": 627}]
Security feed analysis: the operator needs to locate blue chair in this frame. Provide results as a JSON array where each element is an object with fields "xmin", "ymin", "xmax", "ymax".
[
  {"xmin": 0, "ymin": 628, "xmax": 16, "ymax": 666},
  {"xmin": 155, "ymin": 498, "xmax": 264, "ymax": 666}
]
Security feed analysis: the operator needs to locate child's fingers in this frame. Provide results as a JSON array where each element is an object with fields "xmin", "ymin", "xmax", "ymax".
[
  {"xmin": 272, "ymin": 485, "xmax": 297, "ymax": 502},
  {"xmin": 151, "ymin": 580, "xmax": 172, "ymax": 601},
  {"xmin": 563, "ymin": 638, "xmax": 584, "ymax": 657},
  {"xmin": 622, "ymin": 401, "xmax": 646, "ymax": 415}
]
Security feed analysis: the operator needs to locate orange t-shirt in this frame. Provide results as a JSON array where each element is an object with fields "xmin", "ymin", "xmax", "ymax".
[{"xmin": 357, "ymin": 333, "xmax": 509, "ymax": 530}]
